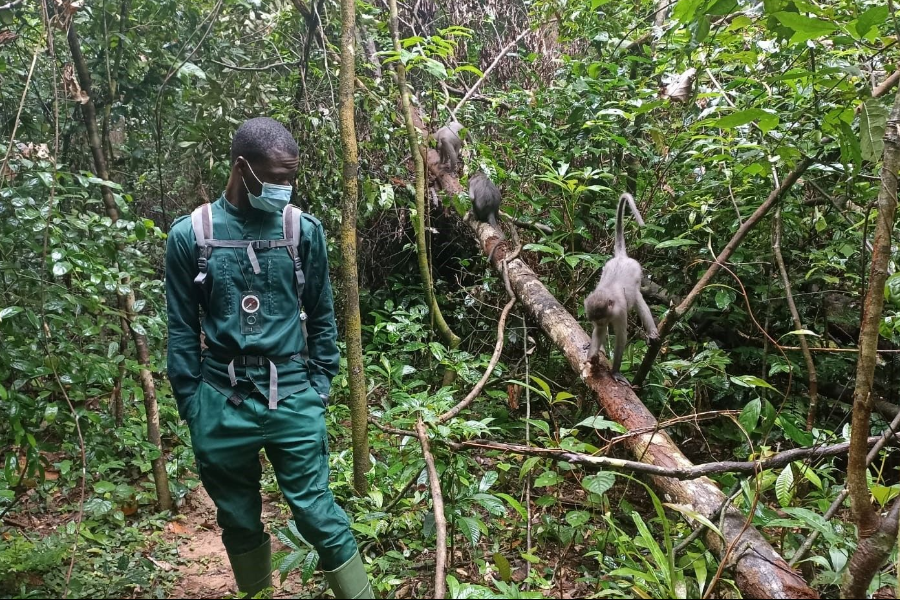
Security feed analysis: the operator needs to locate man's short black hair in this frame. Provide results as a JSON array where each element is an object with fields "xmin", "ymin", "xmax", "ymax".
[{"xmin": 230, "ymin": 117, "xmax": 299, "ymax": 164}]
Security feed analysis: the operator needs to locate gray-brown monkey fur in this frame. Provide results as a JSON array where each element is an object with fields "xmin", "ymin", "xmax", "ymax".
[
  {"xmin": 469, "ymin": 172, "xmax": 501, "ymax": 229},
  {"xmin": 584, "ymin": 193, "xmax": 658, "ymax": 383},
  {"xmin": 435, "ymin": 121, "xmax": 464, "ymax": 173}
]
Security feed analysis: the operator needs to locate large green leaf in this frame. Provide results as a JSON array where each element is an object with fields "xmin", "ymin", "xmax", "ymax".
[
  {"xmin": 738, "ymin": 398, "xmax": 761, "ymax": 434},
  {"xmin": 673, "ymin": 0, "xmax": 707, "ymax": 23},
  {"xmin": 773, "ymin": 12, "xmax": 837, "ymax": 44},
  {"xmin": 582, "ymin": 472, "xmax": 616, "ymax": 495},
  {"xmin": 775, "ymin": 466, "xmax": 795, "ymax": 507},
  {"xmin": 711, "ymin": 108, "xmax": 770, "ymax": 129},
  {"xmin": 855, "ymin": 6, "xmax": 888, "ymax": 37},
  {"xmin": 860, "ymin": 98, "xmax": 889, "ymax": 163}
]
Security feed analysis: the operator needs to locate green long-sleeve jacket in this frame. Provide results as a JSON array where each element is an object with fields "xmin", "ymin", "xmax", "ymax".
[{"xmin": 165, "ymin": 195, "xmax": 340, "ymax": 419}]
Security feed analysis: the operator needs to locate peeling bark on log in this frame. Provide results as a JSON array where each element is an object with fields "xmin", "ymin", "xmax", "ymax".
[{"xmin": 425, "ymin": 152, "xmax": 817, "ymax": 599}]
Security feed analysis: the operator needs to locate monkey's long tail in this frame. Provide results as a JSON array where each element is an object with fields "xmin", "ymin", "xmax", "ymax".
[{"xmin": 615, "ymin": 192, "xmax": 644, "ymax": 256}]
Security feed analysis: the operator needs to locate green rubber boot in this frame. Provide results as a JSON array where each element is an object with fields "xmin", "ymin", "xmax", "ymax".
[
  {"xmin": 227, "ymin": 536, "xmax": 273, "ymax": 598},
  {"xmin": 323, "ymin": 551, "xmax": 374, "ymax": 599}
]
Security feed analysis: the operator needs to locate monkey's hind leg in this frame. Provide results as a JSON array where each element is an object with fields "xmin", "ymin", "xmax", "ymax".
[{"xmin": 635, "ymin": 294, "xmax": 659, "ymax": 341}]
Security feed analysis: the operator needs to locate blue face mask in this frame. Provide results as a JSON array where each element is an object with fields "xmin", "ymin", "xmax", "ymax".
[{"xmin": 241, "ymin": 161, "xmax": 293, "ymax": 212}]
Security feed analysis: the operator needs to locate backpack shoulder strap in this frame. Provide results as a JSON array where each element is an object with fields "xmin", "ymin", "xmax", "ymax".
[
  {"xmin": 191, "ymin": 203, "xmax": 214, "ymax": 286},
  {"xmin": 282, "ymin": 205, "xmax": 305, "ymax": 293},
  {"xmin": 283, "ymin": 204, "xmax": 309, "ymax": 360}
]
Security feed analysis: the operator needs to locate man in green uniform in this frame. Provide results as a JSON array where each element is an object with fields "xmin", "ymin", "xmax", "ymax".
[{"xmin": 165, "ymin": 117, "xmax": 373, "ymax": 599}]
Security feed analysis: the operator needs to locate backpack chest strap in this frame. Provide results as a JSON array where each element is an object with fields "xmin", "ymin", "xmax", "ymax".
[{"xmin": 205, "ymin": 238, "xmax": 293, "ymax": 274}]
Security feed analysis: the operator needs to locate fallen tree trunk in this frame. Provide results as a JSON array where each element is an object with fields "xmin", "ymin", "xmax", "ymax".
[{"xmin": 427, "ymin": 154, "xmax": 817, "ymax": 598}]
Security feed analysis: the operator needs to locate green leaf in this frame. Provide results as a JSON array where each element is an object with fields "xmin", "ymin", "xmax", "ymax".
[
  {"xmin": 582, "ymin": 472, "xmax": 616, "ymax": 495},
  {"xmin": 655, "ymin": 238, "xmax": 698, "ymax": 249},
  {"xmin": 44, "ymin": 404, "xmax": 58, "ymax": 423},
  {"xmin": 673, "ymin": 0, "xmax": 707, "ymax": 23},
  {"xmin": 520, "ymin": 553, "xmax": 541, "ymax": 563},
  {"xmin": 773, "ymin": 12, "xmax": 836, "ymax": 44},
  {"xmin": 871, "ymin": 484, "xmax": 900, "ymax": 506},
  {"xmin": 52, "ymin": 262, "xmax": 72, "ymax": 276},
  {"xmin": 715, "ymin": 289, "xmax": 733, "ymax": 309},
  {"xmin": 94, "ymin": 480, "xmax": 116, "ymax": 494},
  {"xmin": 472, "ymin": 493, "xmax": 506, "ymax": 516},
  {"xmin": 861, "ymin": 98, "xmax": 889, "ymax": 163},
  {"xmin": 422, "ymin": 57, "xmax": 448, "ymax": 79},
  {"xmin": 565, "ymin": 510, "xmax": 591, "ymax": 528},
  {"xmin": 178, "ymin": 61, "xmax": 207, "ymax": 80},
  {"xmin": 493, "ymin": 552, "xmax": 512, "ymax": 582},
  {"xmin": 520, "ymin": 456, "xmax": 542, "ymax": 478},
  {"xmin": 738, "ymin": 398, "xmax": 761, "ymax": 433},
  {"xmin": 887, "ymin": 273, "xmax": 900, "ymax": 306},
  {"xmin": 777, "ymin": 415, "xmax": 814, "ymax": 445},
  {"xmin": 797, "ymin": 462, "xmax": 823, "ymax": 490},
  {"xmin": 534, "ymin": 470, "xmax": 560, "ymax": 488},
  {"xmin": 840, "ymin": 121, "xmax": 862, "ymax": 172},
  {"xmin": 575, "ymin": 416, "xmax": 626, "ymax": 433},
  {"xmin": 479, "ymin": 471, "xmax": 498, "ymax": 492},
  {"xmin": 856, "ymin": 6, "xmax": 888, "ymax": 37},
  {"xmin": 730, "ymin": 375, "xmax": 777, "ymax": 391},
  {"xmin": 706, "ymin": 0, "xmax": 737, "ymax": 15},
  {"xmin": 775, "ymin": 466, "xmax": 795, "ymax": 507},
  {"xmin": 275, "ymin": 550, "xmax": 305, "ymax": 581},
  {"xmin": 782, "ymin": 507, "xmax": 832, "ymax": 535},
  {"xmin": 694, "ymin": 15, "xmax": 711, "ymax": 43},
  {"xmin": 457, "ymin": 516, "xmax": 482, "ymax": 547},
  {"xmin": 712, "ymin": 108, "xmax": 769, "ymax": 128},
  {"xmin": 495, "ymin": 493, "xmax": 527, "ymax": 519},
  {"xmin": 0, "ymin": 306, "xmax": 23, "ymax": 320},
  {"xmin": 664, "ymin": 504, "xmax": 723, "ymax": 541},
  {"xmin": 632, "ymin": 512, "xmax": 670, "ymax": 584},
  {"xmin": 525, "ymin": 419, "xmax": 551, "ymax": 437}
]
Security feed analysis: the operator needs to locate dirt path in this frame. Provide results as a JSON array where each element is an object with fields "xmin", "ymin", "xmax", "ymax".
[{"xmin": 166, "ymin": 487, "xmax": 321, "ymax": 599}]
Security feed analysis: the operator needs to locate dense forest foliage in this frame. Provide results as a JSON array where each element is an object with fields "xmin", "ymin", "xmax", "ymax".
[{"xmin": 2, "ymin": 0, "xmax": 900, "ymax": 597}]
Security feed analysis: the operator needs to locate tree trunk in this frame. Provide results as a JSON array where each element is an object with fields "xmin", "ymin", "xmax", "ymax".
[
  {"xmin": 387, "ymin": 0, "xmax": 460, "ymax": 351},
  {"xmin": 845, "ymin": 86, "xmax": 900, "ymax": 553},
  {"xmin": 428, "ymin": 161, "xmax": 818, "ymax": 598},
  {"xmin": 842, "ymin": 499, "xmax": 900, "ymax": 598},
  {"xmin": 66, "ymin": 21, "xmax": 172, "ymax": 512},
  {"xmin": 338, "ymin": 0, "xmax": 369, "ymax": 495}
]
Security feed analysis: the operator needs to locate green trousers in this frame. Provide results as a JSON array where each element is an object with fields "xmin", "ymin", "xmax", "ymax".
[{"xmin": 186, "ymin": 381, "xmax": 359, "ymax": 569}]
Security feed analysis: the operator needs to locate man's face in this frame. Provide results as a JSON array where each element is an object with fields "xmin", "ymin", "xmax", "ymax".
[{"xmin": 237, "ymin": 149, "xmax": 300, "ymax": 196}]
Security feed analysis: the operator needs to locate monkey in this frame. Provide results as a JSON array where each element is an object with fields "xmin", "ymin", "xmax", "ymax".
[
  {"xmin": 584, "ymin": 192, "xmax": 658, "ymax": 384},
  {"xmin": 435, "ymin": 120, "xmax": 464, "ymax": 173},
  {"xmin": 468, "ymin": 171, "xmax": 501, "ymax": 228}
]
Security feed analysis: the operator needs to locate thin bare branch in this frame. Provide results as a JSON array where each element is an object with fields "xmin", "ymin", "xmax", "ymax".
[
  {"xmin": 452, "ymin": 28, "xmax": 531, "ymax": 116},
  {"xmin": 416, "ymin": 419, "xmax": 447, "ymax": 599}
]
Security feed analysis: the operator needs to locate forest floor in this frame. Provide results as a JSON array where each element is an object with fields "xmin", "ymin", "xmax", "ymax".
[{"xmin": 165, "ymin": 486, "xmax": 321, "ymax": 600}]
